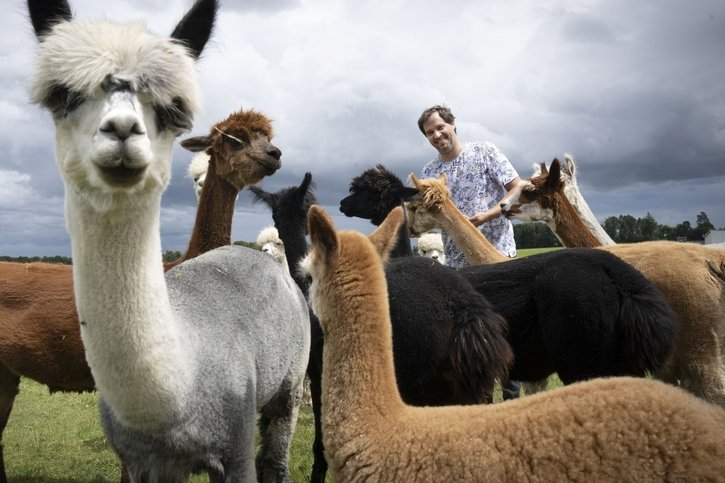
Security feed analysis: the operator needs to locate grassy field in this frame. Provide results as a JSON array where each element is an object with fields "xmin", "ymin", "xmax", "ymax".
[{"xmin": 5, "ymin": 376, "xmax": 562, "ymax": 482}]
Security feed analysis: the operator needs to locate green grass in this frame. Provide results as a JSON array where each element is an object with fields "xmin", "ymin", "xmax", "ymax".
[
  {"xmin": 5, "ymin": 374, "xmax": 563, "ymax": 481},
  {"xmin": 517, "ymin": 246, "xmax": 563, "ymax": 257}
]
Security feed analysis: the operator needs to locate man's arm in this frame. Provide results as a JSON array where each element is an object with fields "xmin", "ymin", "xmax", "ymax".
[{"xmin": 469, "ymin": 177, "xmax": 521, "ymax": 226}]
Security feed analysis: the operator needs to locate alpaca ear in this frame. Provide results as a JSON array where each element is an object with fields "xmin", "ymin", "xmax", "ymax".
[
  {"xmin": 545, "ymin": 159, "xmax": 561, "ymax": 192},
  {"xmin": 540, "ymin": 162, "xmax": 548, "ymax": 175},
  {"xmin": 170, "ymin": 0, "xmax": 217, "ymax": 59},
  {"xmin": 308, "ymin": 206, "xmax": 338, "ymax": 263},
  {"xmin": 408, "ymin": 173, "xmax": 421, "ymax": 190},
  {"xmin": 562, "ymin": 153, "xmax": 576, "ymax": 178},
  {"xmin": 438, "ymin": 172, "xmax": 448, "ymax": 185},
  {"xmin": 369, "ymin": 206, "xmax": 404, "ymax": 263},
  {"xmin": 400, "ymin": 187, "xmax": 419, "ymax": 201},
  {"xmin": 27, "ymin": 0, "xmax": 73, "ymax": 38},
  {"xmin": 180, "ymin": 135, "xmax": 213, "ymax": 152}
]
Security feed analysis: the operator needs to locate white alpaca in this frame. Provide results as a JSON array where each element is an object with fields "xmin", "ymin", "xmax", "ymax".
[
  {"xmin": 187, "ymin": 152, "xmax": 209, "ymax": 202},
  {"xmin": 256, "ymin": 226, "xmax": 287, "ymax": 267},
  {"xmin": 27, "ymin": 1, "xmax": 310, "ymax": 481},
  {"xmin": 416, "ymin": 231, "xmax": 445, "ymax": 264}
]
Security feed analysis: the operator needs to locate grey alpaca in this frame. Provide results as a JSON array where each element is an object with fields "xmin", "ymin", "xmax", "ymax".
[{"xmin": 27, "ymin": 0, "xmax": 310, "ymax": 481}]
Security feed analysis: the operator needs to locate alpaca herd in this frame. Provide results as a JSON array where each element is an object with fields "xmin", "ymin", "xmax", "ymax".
[{"xmin": 9, "ymin": 0, "xmax": 724, "ymax": 481}]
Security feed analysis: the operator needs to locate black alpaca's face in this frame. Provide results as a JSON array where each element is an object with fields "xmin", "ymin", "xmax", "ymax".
[{"xmin": 339, "ymin": 189, "xmax": 379, "ymax": 219}]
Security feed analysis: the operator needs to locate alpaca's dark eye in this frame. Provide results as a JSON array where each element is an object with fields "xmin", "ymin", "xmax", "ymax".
[
  {"xmin": 45, "ymin": 83, "xmax": 84, "ymax": 117},
  {"xmin": 155, "ymin": 97, "xmax": 192, "ymax": 132}
]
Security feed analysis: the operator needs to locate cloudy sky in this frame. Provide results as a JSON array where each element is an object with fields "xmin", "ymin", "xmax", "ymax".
[{"xmin": 2, "ymin": 0, "xmax": 724, "ymax": 257}]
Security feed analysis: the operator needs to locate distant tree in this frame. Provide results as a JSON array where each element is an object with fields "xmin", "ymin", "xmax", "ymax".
[
  {"xmin": 233, "ymin": 240, "xmax": 261, "ymax": 251},
  {"xmin": 638, "ymin": 212, "xmax": 659, "ymax": 241},
  {"xmin": 673, "ymin": 220, "xmax": 693, "ymax": 241},
  {"xmin": 162, "ymin": 250, "xmax": 182, "ymax": 262},
  {"xmin": 0, "ymin": 255, "xmax": 72, "ymax": 264},
  {"xmin": 513, "ymin": 222, "xmax": 560, "ymax": 249},
  {"xmin": 693, "ymin": 211, "xmax": 714, "ymax": 241}
]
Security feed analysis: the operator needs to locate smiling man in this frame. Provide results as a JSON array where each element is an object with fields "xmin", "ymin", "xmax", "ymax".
[{"xmin": 419, "ymin": 105, "xmax": 521, "ymax": 268}]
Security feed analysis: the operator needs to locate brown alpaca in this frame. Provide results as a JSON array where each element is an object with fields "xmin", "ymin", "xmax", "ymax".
[
  {"xmin": 500, "ymin": 156, "xmax": 725, "ymax": 408},
  {"xmin": 0, "ymin": 107, "xmax": 281, "ymax": 482},
  {"xmin": 301, "ymin": 204, "xmax": 725, "ymax": 482}
]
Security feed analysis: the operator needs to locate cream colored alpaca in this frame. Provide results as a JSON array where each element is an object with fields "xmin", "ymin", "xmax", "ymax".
[
  {"xmin": 301, "ymin": 204, "xmax": 725, "ymax": 482},
  {"xmin": 187, "ymin": 152, "xmax": 209, "ymax": 202},
  {"xmin": 501, "ymin": 155, "xmax": 725, "ymax": 408},
  {"xmin": 407, "ymin": 173, "xmax": 510, "ymax": 263},
  {"xmin": 416, "ymin": 232, "xmax": 445, "ymax": 264},
  {"xmin": 256, "ymin": 226, "xmax": 287, "ymax": 267}
]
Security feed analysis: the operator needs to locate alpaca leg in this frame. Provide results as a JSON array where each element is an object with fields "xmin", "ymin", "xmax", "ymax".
[
  {"xmin": 659, "ymin": 330, "xmax": 725, "ymax": 409},
  {"xmin": 307, "ymin": 349, "xmax": 327, "ymax": 483},
  {"xmin": 256, "ymin": 381, "xmax": 303, "ymax": 483},
  {"xmin": 0, "ymin": 364, "xmax": 20, "ymax": 483}
]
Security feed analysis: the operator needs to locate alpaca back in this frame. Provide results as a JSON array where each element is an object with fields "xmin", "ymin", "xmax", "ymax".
[
  {"xmin": 100, "ymin": 245, "xmax": 310, "ymax": 476},
  {"xmin": 460, "ymin": 247, "xmax": 676, "ymax": 383},
  {"xmin": 385, "ymin": 257, "xmax": 512, "ymax": 405}
]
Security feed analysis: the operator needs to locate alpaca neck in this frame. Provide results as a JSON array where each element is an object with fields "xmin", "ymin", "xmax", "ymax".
[
  {"xmin": 438, "ymin": 199, "xmax": 509, "ymax": 263},
  {"xmin": 176, "ymin": 154, "xmax": 238, "ymax": 264},
  {"xmin": 547, "ymin": 191, "xmax": 607, "ymax": 248},
  {"xmin": 67, "ymin": 189, "xmax": 190, "ymax": 429},
  {"xmin": 277, "ymin": 220, "xmax": 310, "ymax": 295},
  {"xmin": 321, "ymin": 272, "xmax": 405, "ymax": 442},
  {"xmin": 562, "ymin": 182, "xmax": 615, "ymax": 245}
]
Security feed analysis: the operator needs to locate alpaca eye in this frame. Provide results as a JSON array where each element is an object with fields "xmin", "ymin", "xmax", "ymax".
[
  {"xmin": 155, "ymin": 97, "xmax": 192, "ymax": 133},
  {"xmin": 45, "ymin": 84, "xmax": 84, "ymax": 117}
]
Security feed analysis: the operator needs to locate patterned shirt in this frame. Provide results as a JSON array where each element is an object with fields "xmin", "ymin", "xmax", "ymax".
[{"xmin": 421, "ymin": 141, "xmax": 518, "ymax": 268}]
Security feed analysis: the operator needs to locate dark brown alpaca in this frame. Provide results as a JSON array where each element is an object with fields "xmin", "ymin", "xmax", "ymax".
[{"xmin": 0, "ymin": 107, "xmax": 281, "ymax": 482}]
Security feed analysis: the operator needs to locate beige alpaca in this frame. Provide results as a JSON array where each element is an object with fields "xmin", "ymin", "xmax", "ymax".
[
  {"xmin": 500, "ymin": 155, "xmax": 725, "ymax": 407},
  {"xmin": 301, "ymin": 204, "xmax": 725, "ymax": 482}
]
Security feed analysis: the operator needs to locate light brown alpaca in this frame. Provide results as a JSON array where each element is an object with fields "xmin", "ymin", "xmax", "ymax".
[
  {"xmin": 301, "ymin": 204, "xmax": 725, "ymax": 482},
  {"xmin": 501, "ymin": 156, "xmax": 725, "ymax": 408},
  {"xmin": 0, "ymin": 107, "xmax": 281, "ymax": 481},
  {"xmin": 407, "ymin": 173, "xmax": 510, "ymax": 263}
]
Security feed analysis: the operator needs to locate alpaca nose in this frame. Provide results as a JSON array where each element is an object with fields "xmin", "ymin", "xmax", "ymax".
[
  {"xmin": 431, "ymin": 254, "xmax": 439, "ymax": 260},
  {"xmin": 267, "ymin": 146, "xmax": 282, "ymax": 161},
  {"xmin": 99, "ymin": 111, "xmax": 145, "ymax": 141}
]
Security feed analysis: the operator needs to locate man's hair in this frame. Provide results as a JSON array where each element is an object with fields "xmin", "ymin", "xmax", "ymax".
[{"xmin": 418, "ymin": 105, "xmax": 456, "ymax": 134}]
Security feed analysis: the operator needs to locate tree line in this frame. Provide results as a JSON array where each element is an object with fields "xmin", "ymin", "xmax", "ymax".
[
  {"xmin": 2, "ymin": 212, "xmax": 719, "ymax": 262},
  {"xmin": 514, "ymin": 211, "xmax": 719, "ymax": 248}
]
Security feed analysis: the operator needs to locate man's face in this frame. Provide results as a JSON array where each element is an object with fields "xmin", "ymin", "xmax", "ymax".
[{"xmin": 422, "ymin": 112, "xmax": 457, "ymax": 156}]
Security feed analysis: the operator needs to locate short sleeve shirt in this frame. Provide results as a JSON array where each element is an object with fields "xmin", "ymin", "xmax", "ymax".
[{"xmin": 421, "ymin": 142, "xmax": 518, "ymax": 267}]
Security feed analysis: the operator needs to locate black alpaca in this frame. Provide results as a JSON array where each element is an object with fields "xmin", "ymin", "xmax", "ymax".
[
  {"xmin": 251, "ymin": 173, "xmax": 513, "ymax": 483},
  {"xmin": 339, "ymin": 164, "xmax": 418, "ymax": 257},
  {"xmin": 458, "ymin": 248, "xmax": 677, "ymax": 384}
]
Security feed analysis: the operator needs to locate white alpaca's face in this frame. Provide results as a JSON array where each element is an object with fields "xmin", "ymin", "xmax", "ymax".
[
  {"xmin": 31, "ymin": 20, "xmax": 202, "ymax": 206},
  {"xmin": 52, "ymin": 87, "xmax": 178, "ymax": 197},
  {"xmin": 261, "ymin": 240, "xmax": 286, "ymax": 264},
  {"xmin": 500, "ymin": 181, "xmax": 554, "ymax": 223}
]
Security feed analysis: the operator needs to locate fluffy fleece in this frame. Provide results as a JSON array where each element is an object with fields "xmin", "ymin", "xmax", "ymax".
[{"xmin": 302, "ymin": 204, "xmax": 725, "ymax": 483}]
